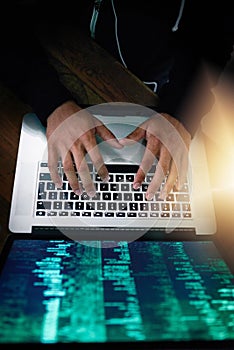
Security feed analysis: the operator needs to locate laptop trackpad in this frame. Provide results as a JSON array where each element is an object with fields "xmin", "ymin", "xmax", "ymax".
[{"xmin": 96, "ymin": 122, "xmax": 146, "ymax": 164}]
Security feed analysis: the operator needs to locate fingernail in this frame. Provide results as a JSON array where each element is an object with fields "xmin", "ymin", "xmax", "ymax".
[
  {"xmin": 103, "ymin": 175, "xmax": 110, "ymax": 183},
  {"xmin": 55, "ymin": 182, "xmax": 62, "ymax": 189},
  {"xmin": 133, "ymin": 182, "xmax": 141, "ymax": 190},
  {"xmin": 88, "ymin": 191, "xmax": 96, "ymax": 198},
  {"xmin": 146, "ymin": 192, "xmax": 154, "ymax": 201},
  {"xmin": 75, "ymin": 189, "xmax": 82, "ymax": 196},
  {"xmin": 159, "ymin": 190, "xmax": 167, "ymax": 200}
]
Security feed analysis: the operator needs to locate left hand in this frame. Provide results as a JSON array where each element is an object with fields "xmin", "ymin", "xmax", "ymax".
[{"xmin": 119, "ymin": 113, "xmax": 191, "ymax": 200}]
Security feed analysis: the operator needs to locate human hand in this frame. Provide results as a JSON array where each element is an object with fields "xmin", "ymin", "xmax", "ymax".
[
  {"xmin": 119, "ymin": 113, "xmax": 191, "ymax": 200},
  {"xmin": 46, "ymin": 101, "xmax": 123, "ymax": 196}
]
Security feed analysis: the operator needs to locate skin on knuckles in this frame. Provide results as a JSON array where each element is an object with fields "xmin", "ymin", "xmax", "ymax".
[
  {"xmin": 70, "ymin": 140, "xmax": 96, "ymax": 197},
  {"xmin": 148, "ymin": 144, "xmax": 173, "ymax": 200},
  {"xmin": 47, "ymin": 144, "xmax": 63, "ymax": 188},
  {"xmin": 46, "ymin": 103, "xmax": 190, "ymax": 200},
  {"xmin": 133, "ymin": 137, "xmax": 160, "ymax": 188},
  {"xmin": 62, "ymin": 151, "xmax": 82, "ymax": 194},
  {"xmin": 119, "ymin": 112, "xmax": 191, "ymax": 200},
  {"xmin": 46, "ymin": 104, "xmax": 123, "ymax": 194}
]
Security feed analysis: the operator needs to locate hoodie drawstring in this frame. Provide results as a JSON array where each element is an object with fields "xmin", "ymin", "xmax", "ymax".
[{"xmin": 172, "ymin": 0, "xmax": 186, "ymax": 32}]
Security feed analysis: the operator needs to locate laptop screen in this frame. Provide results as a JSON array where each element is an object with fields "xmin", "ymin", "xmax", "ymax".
[{"xmin": 0, "ymin": 237, "xmax": 234, "ymax": 346}]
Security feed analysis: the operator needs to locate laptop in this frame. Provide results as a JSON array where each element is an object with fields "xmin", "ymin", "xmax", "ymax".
[
  {"xmin": 1, "ymin": 102, "xmax": 234, "ymax": 348},
  {"xmin": 8, "ymin": 102, "xmax": 217, "ymax": 241}
]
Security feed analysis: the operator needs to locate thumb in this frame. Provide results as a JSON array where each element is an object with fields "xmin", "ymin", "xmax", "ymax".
[
  {"xmin": 119, "ymin": 126, "xmax": 145, "ymax": 146},
  {"xmin": 96, "ymin": 124, "xmax": 123, "ymax": 149}
]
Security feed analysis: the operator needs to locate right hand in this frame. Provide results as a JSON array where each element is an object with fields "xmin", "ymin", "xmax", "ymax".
[
  {"xmin": 46, "ymin": 101, "xmax": 123, "ymax": 197},
  {"xmin": 119, "ymin": 112, "xmax": 191, "ymax": 200}
]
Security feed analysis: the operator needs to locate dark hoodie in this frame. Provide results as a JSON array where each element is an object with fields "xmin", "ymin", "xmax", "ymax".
[{"xmin": 0, "ymin": 0, "xmax": 233, "ymax": 135}]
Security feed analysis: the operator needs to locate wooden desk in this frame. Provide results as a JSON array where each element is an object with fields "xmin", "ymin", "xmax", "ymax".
[
  {"xmin": 0, "ymin": 26, "xmax": 158, "ymax": 253},
  {"xmin": 0, "ymin": 88, "xmax": 31, "ymax": 252}
]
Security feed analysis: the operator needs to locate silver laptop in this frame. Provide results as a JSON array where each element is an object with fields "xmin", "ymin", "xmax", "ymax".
[
  {"xmin": 3, "ymin": 103, "xmax": 233, "ymax": 348},
  {"xmin": 8, "ymin": 102, "xmax": 216, "ymax": 241}
]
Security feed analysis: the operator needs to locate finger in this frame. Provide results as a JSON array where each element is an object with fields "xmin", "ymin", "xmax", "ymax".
[
  {"xmin": 79, "ymin": 133, "xmax": 109, "ymax": 183},
  {"xmin": 176, "ymin": 148, "xmax": 190, "ymax": 189},
  {"xmin": 118, "ymin": 125, "xmax": 146, "ymax": 146},
  {"xmin": 71, "ymin": 146, "xmax": 96, "ymax": 197},
  {"xmin": 146, "ymin": 146, "xmax": 171, "ymax": 200},
  {"xmin": 133, "ymin": 136, "xmax": 160, "ymax": 189},
  {"xmin": 160, "ymin": 160, "xmax": 178, "ymax": 199},
  {"xmin": 48, "ymin": 147, "xmax": 63, "ymax": 188},
  {"xmin": 62, "ymin": 152, "xmax": 82, "ymax": 195},
  {"xmin": 165, "ymin": 139, "xmax": 189, "ymax": 191}
]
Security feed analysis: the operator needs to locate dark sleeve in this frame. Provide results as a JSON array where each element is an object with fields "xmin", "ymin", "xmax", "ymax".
[
  {"xmin": 0, "ymin": 4, "xmax": 75, "ymax": 126},
  {"xmin": 157, "ymin": 1, "xmax": 234, "ymax": 136}
]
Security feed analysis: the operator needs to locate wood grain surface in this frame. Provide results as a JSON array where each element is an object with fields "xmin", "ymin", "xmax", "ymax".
[{"xmin": 0, "ymin": 25, "xmax": 159, "ymax": 253}]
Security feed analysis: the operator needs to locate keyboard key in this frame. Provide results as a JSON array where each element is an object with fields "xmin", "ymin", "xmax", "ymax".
[
  {"xmin": 100, "ymin": 183, "xmax": 109, "ymax": 191},
  {"xmin": 141, "ymin": 184, "xmax": 148, "ymax": 192},
  {"xmin": 105, "ymin": 212, "xmax": 114, "ymax": 217},
  {"xmin": 70, "ymin": 193, "xmax": 80, "ymax": 200},
  {"xmin": 97, "ymin": 202, "xmax": 106, "ymax": 210},
  {"xmin": 38, "ymin": 182, "xmax": 45, "ymax": 192},
  {"xmin": 129, "ymin": 203, "xmax": 138, "ymax": 211},
  {"xmin": 138, "ymin": 212, "xmax": 148, "ymax": 217},
  {"xmin": 47, "ymin": 182, "xmax": 55, "ymax": 190},
  {"xmin": 94, "ymin": 212, "xmax": 103, "ymax": 217},
  {"xmin": 37, "ymin": 201, "xmax": 51, "ymax": 210},
  {"xmin": 53, "ymin": 201, "xmax": 62, "ymax": 210},
  {"xmin": 110, "ymin": 184, "xmax": 119, "ymax": 191},
  {"xmin": 81, "ymin": 193, "xmax": 90, "ymax": 200},
  {"xmin": 39, "ymin": 173, "xmax": 51, "ymax": 181},
  {"xmin": 176, "ymin": 194, "xmax": 190, "ymax": 202},
  {"xmin": 116, "ymin": 175, "xmax": 124, "ymax": 182},
  {"xmin": 140, "ymin": 203, "xmax": 149, "ymax": 211},
  {"xmin": 172, "ymin": 213, "xmax": 181, "ymax": 218},
  {"xmin": 36, "ymin": 162, "xmax": 192, "ymax": 221},
  {"xmin": 116, "ymin": 212, "xmax": 126, "ymax": 217},
  {"xmin": 161, "ymin": 212, "xmax": 170, "ymax": 217},
  {"xmin": 64, "ymin": 202, "xmax": 74, "ymax": 210},
  {"xmin": 126, "ymin": 175, "xmax": 134, "ymax": 182},
  {"xmin": 38, "ymin": 192, "xmax": 47, "ymax": 200},
  {"xmin": 183, "ymin": 212, "xmax": 192, "ymax": 218},
  {"xmin": 60, "ymin": 192, "xmax": 69, "ymax": 200},
  {"xmin": 124, "ymin": 193, "xmax": 132, "ymax": 201},
  {"xmin": 113, "ymin": 193, "xmax": 122, "ymax": 201},
  {"xmin": 108, "ymin": 202, "xmax": 116, "ymax": 211},
  {"xmin": 36, "ymin": 210, "xmax": 45, "ymax": 216},
  {"xmin": 49, "ymin": 192, "xmax": 57, "ymax": 200},
  {"xmin": 121, "ymin": 184, "xmax": 129, "ymax": 191},
  {"xmin": 102, "ymin": 193, "xmax": 111, "ymax": 201},
  {"xmin": 86, "ymin": 202, "xmax": 95, "ymax": 210},
  {"xmin": 71, "ymin": 212, "xmax": 80, "ymax": 216},
  {"xmin": 47, "ymin": 211, "xmax": 57, "ymax": 216},
  {"xmin": 82, "ymin": 212, "xmax": 92, "ymax": 217},
  {"xmin": 134, "ymin": 193, "xmax": 143, "ymax": 201},
  {"xmin": 59, "ymin": 211, "xmax": 68, "ymax": 216},
  {"xmin": 150, "ymin": 203, "xmax": 159, "ymax": 211},
  {"xmin": 150, "ymin": 213, "xmax": 159, "ymax": 217},
  {"xmin": 118, "ymin": 203, "xmax": 127, "ymax": 211},
  {"xmin": 75, "ymin": 202, "xmax": 84, "ymax": 210},
  {"xmin": 127, "ymin": 213, "xmax": 137, "ymax": 217}
]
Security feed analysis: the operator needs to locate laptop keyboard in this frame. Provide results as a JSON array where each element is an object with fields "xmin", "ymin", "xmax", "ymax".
[{"xmin": 36, "ymin": 162, "xmax": 192, "ymax": 219}]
